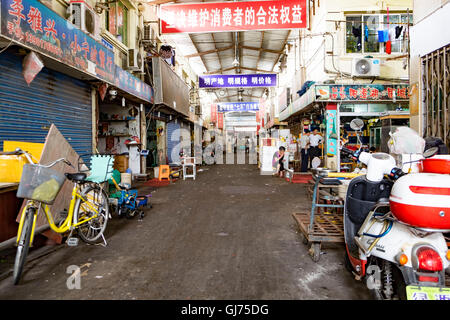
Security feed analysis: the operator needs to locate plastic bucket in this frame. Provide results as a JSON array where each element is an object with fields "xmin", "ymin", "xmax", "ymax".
[{"xmin": 121, "ymin": 173, "xmax": 132, "ymax": 187}]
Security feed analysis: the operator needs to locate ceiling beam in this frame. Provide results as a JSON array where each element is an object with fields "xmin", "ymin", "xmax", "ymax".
[
  {"xmin": 146, "ymin": 0, "xmax": 176, "ymax": 5},
  {"xmin": 210, "ymin": 32, "xmax": 232, "ymax": 103},
  {"xmin": 252, "ymin": 31, "xmax": 265, "ymax": 100},
  {"xmin": 239, "ymin": 44, "xmax": 282, "ymax": 55},
  {"xmin": 272, "ymin": 30, "xmax": 291, "ymax": 71},
  {"xmin": 225, "ymin": 94, "xmax": 262, "ymax": 99},
  {"xmin": 184, "ymin": 46, "xmax": 234, "ymax": 59},
  {"xmin": 187, "ymin": 33, "xmax": 224, "ymax": 102},
  {"xmin": 182, "ymin": 43, "xmax": 281, "ymax": 60}
]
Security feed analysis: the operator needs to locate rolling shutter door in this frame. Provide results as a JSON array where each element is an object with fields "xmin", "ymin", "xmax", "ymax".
[
  {"xmin": 0, "ymin": 51, "xmax": 92, "ymax": 158},
  {"xmin": 167, "ymin": 121, "xmax": 180, "ymax": 163}
]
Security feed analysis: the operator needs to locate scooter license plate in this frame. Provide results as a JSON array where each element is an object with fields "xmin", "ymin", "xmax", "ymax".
[{"xmin": 406, "ymin": 285, "xmax": 450, "ymax": 300}]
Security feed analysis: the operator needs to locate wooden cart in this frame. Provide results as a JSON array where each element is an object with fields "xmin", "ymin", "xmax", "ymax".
[{"xmin": 293, "ymin": 177, "xmax": 345, "ymax": 262}]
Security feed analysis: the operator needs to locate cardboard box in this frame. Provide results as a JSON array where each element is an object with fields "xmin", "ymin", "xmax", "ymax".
[{"xmin": 114, "ymin": 155, "xmax": 129, "ymax": 172}]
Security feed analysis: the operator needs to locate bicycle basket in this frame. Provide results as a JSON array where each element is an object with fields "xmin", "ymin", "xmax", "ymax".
[{"xmin": 16, "ymin": 164, "xmax": 66, "ymax": 205}]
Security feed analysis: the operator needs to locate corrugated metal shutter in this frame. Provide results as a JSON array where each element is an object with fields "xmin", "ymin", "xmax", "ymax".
[
  {"xmin": 0, "ymin": 51, "xmax": 92, "ymax": 158},
  {"xmin": 167, "ymin": 121, "xmax": 180, "ymax": 163}
]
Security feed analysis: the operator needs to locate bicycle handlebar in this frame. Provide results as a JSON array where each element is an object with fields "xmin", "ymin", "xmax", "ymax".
[
  {"xmin": 41, "ymin": 158, "xmax": 74, "ymax": 169},
  {"xmin": 2, "ymin": 148, "xmax": 73, "ymax": 168}
]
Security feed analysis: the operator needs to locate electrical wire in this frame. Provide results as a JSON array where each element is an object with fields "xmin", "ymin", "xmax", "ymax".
[
  {"xmin": 0, "ymin": 39, "xmax": 14, "ymax": 55},
  {"xmin": 298, "ymin": 31, "xmax": 409, "ymax": 82}
]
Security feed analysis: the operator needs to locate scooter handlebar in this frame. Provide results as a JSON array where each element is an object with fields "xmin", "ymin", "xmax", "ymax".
[{"xmin": 388, "ymin": 167, "xmax": 406, "ymax": 181}]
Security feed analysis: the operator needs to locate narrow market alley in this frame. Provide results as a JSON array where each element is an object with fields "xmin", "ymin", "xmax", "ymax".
[{"xmin": 0, "ymin": 164, "xmax": 369, "ymax": 300}]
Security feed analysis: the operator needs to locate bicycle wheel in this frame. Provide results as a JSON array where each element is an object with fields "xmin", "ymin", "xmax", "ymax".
[
  {"xmin": 75, "ymin": 185, "xmax": 109, "ymax": 244},
  {"xmin": 13, "ymin": 207, "xmax": 35, "ymax": 285}
]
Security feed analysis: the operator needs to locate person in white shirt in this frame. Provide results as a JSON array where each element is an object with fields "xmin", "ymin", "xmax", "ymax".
[
  {"xmin": 299, "ymin": 129, "xmax": 310, "ymax": 172},
  {"xmin": 309, "ymin": 129, "xmax": 323, "ymax": 167}
]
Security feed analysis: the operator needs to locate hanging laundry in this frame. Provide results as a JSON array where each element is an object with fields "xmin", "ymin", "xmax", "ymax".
[
  {"xmin": 395, "ymin": 26, "xmax": 404, "ymax": 39},
  {"xmin": 352, "ymin": 26, "xmax": 362, "ymax": 38},
  {"xmin": 385, "ymin": 28, "xmax": 394, "ymax": 54},
  {"xmin": 378, "ymin": 29, "xmax": 389, "ymax": 42},
  {"xmin": 389, "ymin": 28, "xmax": 397, "ymax": 42},
  {"xmin": 364, "ymin": 25, "xmax": 369, "ymax": 42},
  {"xmin": 385, "ymin": 39, "xmax": 392, "ymax": 54}
]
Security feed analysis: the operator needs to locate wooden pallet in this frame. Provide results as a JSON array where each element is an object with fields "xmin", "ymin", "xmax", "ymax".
[{"xmin": 292, "ymin": 211, "xmax": 344, "ymax": 243}]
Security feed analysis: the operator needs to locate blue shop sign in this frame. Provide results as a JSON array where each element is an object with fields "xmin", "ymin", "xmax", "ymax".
[
  {"xmin": 115, "ymin": 65, "xmax": 154, "ymax": 103},
  {"xmin": 199, "ymin": 74, "xmax": 277, "ymax": 89},
  {"xmin": 218, "ymin": 102, "xmax": 260, "ymax": 112},
  {"xmin": 1, "ymin": 0, "xmax": 115, "ymax": 83}
]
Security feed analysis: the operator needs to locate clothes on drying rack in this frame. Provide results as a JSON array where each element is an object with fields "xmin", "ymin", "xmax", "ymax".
[
  {"xmin": 364, "ymin": 25, "xmax": 369, "ymax": 41},
  {"xmin": 352, "ymin": 26, "xmax": 362, "ymax": 38},
  {"xmin": 395, "ymin": 26, "xmax": 404, "ymax": 39}
]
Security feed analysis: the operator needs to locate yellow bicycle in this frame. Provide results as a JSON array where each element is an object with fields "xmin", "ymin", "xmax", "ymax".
[{"xmin": 10, "ymin": 149, "xmax": 109, "ymax": 285}]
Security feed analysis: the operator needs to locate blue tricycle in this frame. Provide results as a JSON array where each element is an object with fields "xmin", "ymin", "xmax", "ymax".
[{"xmin": 111, "ymin": 176, "xmax": 152, "ymax": 219}]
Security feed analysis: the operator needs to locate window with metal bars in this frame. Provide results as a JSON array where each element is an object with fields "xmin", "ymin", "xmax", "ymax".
[{"xmin": 421, "ymin": 45, "xmax": 450, "ymax": 149}]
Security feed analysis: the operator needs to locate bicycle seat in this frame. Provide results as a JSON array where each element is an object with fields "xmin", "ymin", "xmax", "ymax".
[{"xmin": 65, "ymin": 173, "xmax": 87, "ymax": 183}]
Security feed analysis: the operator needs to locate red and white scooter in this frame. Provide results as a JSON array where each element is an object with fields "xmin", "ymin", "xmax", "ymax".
[{"xmin": 342, "ymin": 120, "xmax": 450, "ymax": 300}]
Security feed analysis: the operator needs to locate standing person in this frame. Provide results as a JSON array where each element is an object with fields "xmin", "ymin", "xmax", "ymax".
[
  {"xmin": 309, "ymin": 128, "xmax": 323, "ymax": 167},
  {"xmin": 273, "ymin": 146, "xmax": 286, "ymax": 177},
  {"xmin": 299, "ymin": 129, "xmax": 310, "ymax": 172}
]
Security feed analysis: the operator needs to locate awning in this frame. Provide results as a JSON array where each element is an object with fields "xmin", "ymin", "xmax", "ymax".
[
  {"xmin": 0, "ymin": 0, "xmax": 153, "ymax": 104},
  {"xmin": 280, "ymin": 83, "xmax": 410, "ymax": 121}
]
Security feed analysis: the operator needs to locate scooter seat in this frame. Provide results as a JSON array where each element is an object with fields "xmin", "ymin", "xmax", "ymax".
[{"xmin": 320, "ymin": 178, "xmax": 342, "ymax": 185}]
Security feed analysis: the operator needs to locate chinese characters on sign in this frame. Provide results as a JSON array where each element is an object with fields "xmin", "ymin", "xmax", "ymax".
[
  {"xmin": 160, "ymin": 0, "xmax": 307, "ymax": 34},
  {"xmin": 326, "ymin": 104, "xmax": 338, "ymax": 157},
  {"xmin": 211, "ymin": 104, "xmax": 218, "ymax": 123},
  {"xmin": 1, "ymin": 0, "xmax": 115, "ymax": 83},
  {"xmin": 217, "ymin": 113, "xmax": 224, "ymax": 129},
  {"xmin": 406, "ymin": 286, "xmax": 450, "ymax": 300},
  {"xmin": 1, "ymin": 0, "xmax": 153, "ymax": 103},
  {"xmin": 218, "ymin": 102, "xmax": 260, "ymax": 113},
  {"xmin": 315, "ymin": 84, "xmax": 410, "ymax": 101},
  {"xmin": 199, "ymin": 74, "xmax": 277, "ymax": 89},
  {"xmin": 115, "ymin": 66, "xmax": 154, "ymax": 103}
]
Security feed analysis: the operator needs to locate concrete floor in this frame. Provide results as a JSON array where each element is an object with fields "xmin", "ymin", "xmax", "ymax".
[{"xmin": 0, "ymin": 164, "xmax": 371, "ymax": 299}]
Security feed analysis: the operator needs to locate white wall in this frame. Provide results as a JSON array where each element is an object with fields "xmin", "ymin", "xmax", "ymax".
[
  {"xmin": 410, "ymin": 2, "xmax": 450, "ymax": 57},
  {"xmin": 409, "ymin": 0, "xmax": 450, "ymax": 134},
  {"xmin": 413, "ymin": 0, "xmax": 450, "ymax": 23}
]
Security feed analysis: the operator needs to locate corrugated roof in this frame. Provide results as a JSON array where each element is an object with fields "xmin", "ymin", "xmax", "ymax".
[{"xmin": 160, "ymin": 0, "xmax": 292, "ymax": 102}]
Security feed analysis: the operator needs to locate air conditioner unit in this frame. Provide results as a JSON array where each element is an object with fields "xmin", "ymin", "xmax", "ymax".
[
  {"xmin": 352, "ymin": 58, "xmax": 381, "ymax": 77},
  {"xmin": 142, "ymin": 25, "xmax": 156, "ymax": 45},
  {"xmin": 68, "ymin": 1, "xmax": 100, "ymax": 41},
  {"xmin": 127, "ymin": 48, "xmax": 144, "ymax": 73}
]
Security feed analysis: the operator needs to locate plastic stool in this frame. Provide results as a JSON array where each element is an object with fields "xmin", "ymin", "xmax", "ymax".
[
  {"xmin": 158, "ymin": 165, "xmax": 171, "ymax": 181},
  {"xmin": 182, "ymin": 157, "xmax": 196, "ymax": 180}
]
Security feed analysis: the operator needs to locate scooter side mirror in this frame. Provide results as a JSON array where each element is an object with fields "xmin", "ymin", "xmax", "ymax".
[{"xmin": 423, "ymin": 147, "xmax": 439, "ymax": 159}]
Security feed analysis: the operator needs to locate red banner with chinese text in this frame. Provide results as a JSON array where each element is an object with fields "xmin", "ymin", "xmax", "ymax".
[
  {"xmin": 217, "ymin": 112, "xmax": 224, "ymax": 129},
  {"xmin": 256, "ymin": 110, "xmax": 261, "ymax": 124},
  {"xmin": 211, "ymin": 104, "xmax": 218, "ymax": 123},
  {"xmin": 160, "ymin": 0, "xmax": 307, "ymax": 34}
]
